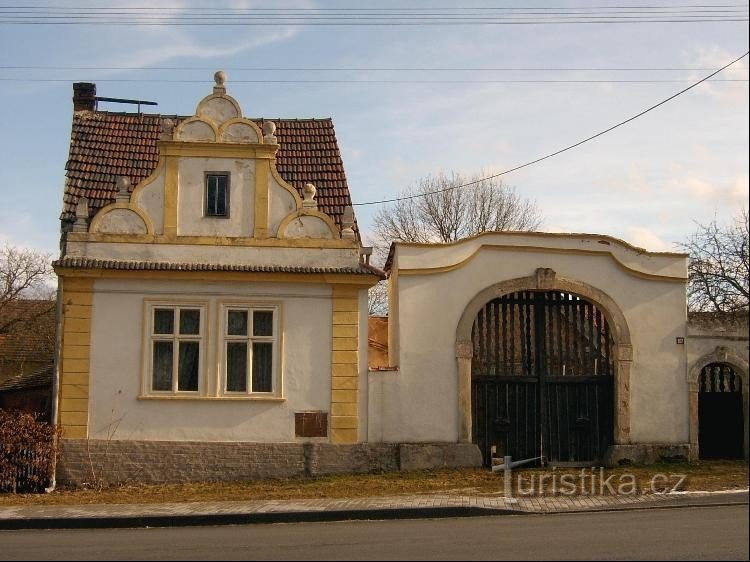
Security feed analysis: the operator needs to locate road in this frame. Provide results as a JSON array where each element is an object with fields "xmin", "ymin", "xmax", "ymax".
[{"xmin": 0, "ymin": 505, "xmax": 747, "ymax": 560}]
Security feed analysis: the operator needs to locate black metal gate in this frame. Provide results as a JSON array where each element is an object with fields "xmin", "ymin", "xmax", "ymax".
[
  {"xmin": 471, "ymin": 290, "xmax": 614, "ymax": 467},
  {"xmin": 699, "ymin": 363, "xmax": 744, "ymax": 460}
]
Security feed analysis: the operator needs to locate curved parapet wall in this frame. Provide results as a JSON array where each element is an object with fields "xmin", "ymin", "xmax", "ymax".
[{"xmin": 389, "ymin": 231, "xmax": 687, "ymax": 282}]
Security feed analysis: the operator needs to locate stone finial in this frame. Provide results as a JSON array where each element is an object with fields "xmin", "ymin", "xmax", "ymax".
[
  {"xmin": 214, "ymin": 70, "xmax": 227, "ymax": 94},
  {"xmin": 341, "ymin": 205, "xmax": 356, "ymax": 240},
  {"xmin": 262, "ymin": 120, "xmax": 277, "ymax": 144},
  {"xmin": 302, "ymin": 183, "xmax": 317, "ymax": 209},
  {"xmin": 115, "ymin": 176, "xmax": 131, "ymax": 203},
  {"xmin": 535, "ymin": 267, "xmax": 556, "ymax": 290},
  {"xmin": 73, "ymin": 197, "xmax": 90, "ymax": 232},
  {"xmin": 160, "ymin": 118, "xmax": 175, "ymax": 140}
]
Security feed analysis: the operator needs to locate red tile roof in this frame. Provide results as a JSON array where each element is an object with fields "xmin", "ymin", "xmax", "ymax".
[{"xmin": 63, "ymin": 111, "xmax": 359, "ymax": 237}]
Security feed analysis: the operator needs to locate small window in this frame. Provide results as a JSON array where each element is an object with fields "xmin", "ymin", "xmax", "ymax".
[
  {"xmin": 148, "ymin": 305, "xmax": 205, "ymax": 393},
  {"xmin": 205, "ymin": 173, "xmax": 229, "ymax": 217},
  {"xmin": 223, "ymin": 306, "xmax": 278, "ymax": 395}
]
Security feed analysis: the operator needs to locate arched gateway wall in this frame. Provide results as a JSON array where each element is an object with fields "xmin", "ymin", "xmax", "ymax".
[{"xmin": 368, "ymin": 232, "xmax": 689, "ymax": 464}]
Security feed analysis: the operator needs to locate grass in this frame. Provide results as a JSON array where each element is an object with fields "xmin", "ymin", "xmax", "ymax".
[{"xmin": 0, "ymin": 461, "xmax": 746, "ymax": 506}]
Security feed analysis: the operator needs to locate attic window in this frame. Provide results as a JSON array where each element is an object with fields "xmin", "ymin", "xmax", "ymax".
[{"xmin": 205, "ymin": 173, "xmax": 229, "ymax": 217}]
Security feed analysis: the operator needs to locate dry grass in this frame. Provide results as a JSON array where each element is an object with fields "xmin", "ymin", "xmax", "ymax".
[{"xmin": 0, "ymin": 461, "xmax": 746, "ymax": 506}]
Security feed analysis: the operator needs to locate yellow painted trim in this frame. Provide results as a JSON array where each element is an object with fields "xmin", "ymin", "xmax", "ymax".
[
  {"xmin": 277, "ymin": 209, "xmax": 340, "ymax": 240},
  {"xmin": 331, "ymin": 428, "xmax": 357, "ymax": 444},
  {"xmin": 59, "ymin": 276, "xmax": 93, "ymax": 439},
  {"xmin": 163, "ymin": 156, "xmax": 179, "ymax": 239},
  {"xmin": 64, "ymin": 231, "xmax": 356, "ymax": 248},
  {"xmin": 61, "ymin": 426, "xmax": 87, "ymax": 439},
  {"xmin": 173, "ymin": 116, "xmax": 219, "ymax": 143},
  {"xmin": 254, "ymin": 159, "xmax": 270, "ymax": 238},
  {"xmin": 55, "ymin": 267, "xmax": 380, "ymax": 286},
  {"xmin": 217, "ymin": 117, "xmax": 264, "ymax": 144},
  {"xmin": 89, "ymin": 202, "xmax": 154, "ymax": 236},
  {"xmin": 330, "ymin": 284, "xmax": 360, "ymax": 444},
  {"xmin": 397, "ymin": 244, "xmax": 688, "ymax": 283},
  {"xmin": 160, "ymin": 140, "xmax": 278, "ymax": 160},
  {"xmin": 137, "ymin": 395, "xmax": 287, "ymax": 402}
]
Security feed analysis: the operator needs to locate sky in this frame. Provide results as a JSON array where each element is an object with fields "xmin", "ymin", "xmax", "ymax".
[{"xmin": 0, "ymin": 1, "xmax": 748, "ymax": 259}]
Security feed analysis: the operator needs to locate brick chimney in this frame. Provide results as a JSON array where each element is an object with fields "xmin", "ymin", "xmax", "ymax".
[{"xmin": 73, "ymin": 82, "xmax": 96, "ymax": 111}]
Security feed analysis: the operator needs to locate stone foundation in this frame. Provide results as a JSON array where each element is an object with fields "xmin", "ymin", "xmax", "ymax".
[
  {"xmin": 604, "ymin": 444, "xmax": 691, "ymax": 466},
  {"xmin": 56, "ymin": 440, "xmax": 482, "ymax": 488}
]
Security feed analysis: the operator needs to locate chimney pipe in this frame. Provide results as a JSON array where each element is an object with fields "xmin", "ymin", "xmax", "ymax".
[{"xmin": 73, "ymin": 82, "xmax": 96, "ymax": 111}]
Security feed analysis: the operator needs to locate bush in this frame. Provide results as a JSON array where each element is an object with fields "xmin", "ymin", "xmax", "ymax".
[{"xmin": 0, "ymin": 409, "xmax": 56, "ymax": 493}]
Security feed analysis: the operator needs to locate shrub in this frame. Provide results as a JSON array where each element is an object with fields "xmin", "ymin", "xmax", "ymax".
[{"xmin": 0, "ymin": 409, "xmax": 56, "ymax": 493}]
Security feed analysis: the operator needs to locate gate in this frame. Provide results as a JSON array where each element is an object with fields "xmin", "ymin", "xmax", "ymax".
[
  {"xmin": 471, "ymin": 290, "xmax": 614, "ymax": 467},
  {"xmin": 698, "ymin": 363, "xmax": 744, "ymax": 459}
]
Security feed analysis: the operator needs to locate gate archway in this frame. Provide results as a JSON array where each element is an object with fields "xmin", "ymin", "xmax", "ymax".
[
  {"xmin": 697, "ymin": 363, "xmax": 744, "ymax": 459},
  {"xmin": 471, "ymin": 290, "xmax": 614, "ymax": 466},
  {"xmin": 455, "ymin": 269, "xmax": 632, "ymax": 466}
]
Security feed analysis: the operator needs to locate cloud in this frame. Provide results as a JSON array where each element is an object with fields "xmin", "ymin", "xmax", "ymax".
[
  {"xmin": 684, "ymin": 46, "xmax": 749, "ymax": 102},
  {"xmin": 625, "ymin": 227, "xmax": 675, "ymax": 252}
]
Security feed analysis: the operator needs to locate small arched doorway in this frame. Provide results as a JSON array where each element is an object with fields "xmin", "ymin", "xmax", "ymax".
[
  {"xmin": 698, "ymin": 363, "xmax": 744, "ymax": 459},
  {"xmin": 470, "ymin": 289, "xmax": 614, "ymax": 466}
]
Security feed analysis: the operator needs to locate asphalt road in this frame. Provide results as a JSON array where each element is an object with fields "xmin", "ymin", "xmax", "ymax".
[{"xmin": 0, "ymin": 505, "xmax": 747, "ymax": 561}]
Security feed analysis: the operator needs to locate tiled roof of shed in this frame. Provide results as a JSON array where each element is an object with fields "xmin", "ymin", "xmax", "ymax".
[
  {"xmin": 63, "ymin": 111, "xmax": 359, "ymax": 237},
  {"xmin": 0, "ymin": 365, "xmax": 53, "ymax": 392}
]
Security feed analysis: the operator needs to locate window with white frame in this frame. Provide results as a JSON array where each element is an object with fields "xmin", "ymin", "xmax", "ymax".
[
  {"xmin": 147, "ymin": 304, "xmax": 205, "ymax": 393},
  {"xmin": 222, "ymin": 305, "xmax": 279, "ymax": 395}
]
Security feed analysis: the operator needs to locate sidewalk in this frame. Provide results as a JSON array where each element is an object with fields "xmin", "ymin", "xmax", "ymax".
[{"xmin": 0, "ymin": 490, "xmax": 746, "ymax": 530}]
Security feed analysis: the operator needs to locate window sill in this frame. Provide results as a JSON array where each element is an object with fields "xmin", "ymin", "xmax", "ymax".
[{"xmin": 138, "ymin": 395, "xmax": 286, "ymax": 402}]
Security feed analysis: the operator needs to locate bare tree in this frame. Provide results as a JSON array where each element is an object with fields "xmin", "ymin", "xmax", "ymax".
[
  {"xmin": 368, "ymin": 172, "xmax": 543, "ymax": 315},
  {"xmin": 0, "ymin": 244, "xmax": 55, "ymax": 336},
  {"xmin": 679, "ymin": 208, "xmax": 749, "ymax": 312},
  {"xmin": 372, "ymin": 172, "xmax": 542, "ymax": 248}
]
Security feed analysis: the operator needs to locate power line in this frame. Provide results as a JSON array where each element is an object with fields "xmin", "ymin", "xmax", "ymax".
[
  {"xmin": 1, "ymin": 78, "xmax": 746, "ymax": 84},
  {"xmin": 352, "ymin": 51, "xmax": 749, "ymax": 207},
  {"xmin": 0, "ymin": 66, "xmax": 734, "ymax": 71}
]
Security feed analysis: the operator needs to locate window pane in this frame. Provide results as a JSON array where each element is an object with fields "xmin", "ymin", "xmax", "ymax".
[
  {"xmin": 252, "ymin": 342, "xmax": 273, "ymax": 392},
  {"xmin": 253, "ymin": 311, "xmax": 274, "ymax": 336},
  {"xmin": 206, "ymin": 174, "xmax": 228, "ymax": 216},
  {"xmin": 179, "ymin": 309, "xmax": 200, "ymax": 335},
  {"xmin": 178, "ymin": 341, "xmax": 200, "ymax": 391},
  {"xmin": 152, "ymin": 341, "xmax": 173, "ymax": 391},
  {"xmin": 226, "ymin": 342, "xmax": 248, "ymax": 392},
  {"xmin": 227, "ymin": 310, "xmax": 248, "ymax": 336},
  {"xmin": 154, "ymin": 309, "xmax": 174, "ymax": 334}
]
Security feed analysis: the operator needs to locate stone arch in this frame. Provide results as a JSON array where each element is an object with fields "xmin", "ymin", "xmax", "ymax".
[
  {"xmin": 688, "ymin": 346, "xmax": 749, "ymax": 460},
  {"xmin": 454, "ymin": 268, "xmax": 633, "ymax": 447}
]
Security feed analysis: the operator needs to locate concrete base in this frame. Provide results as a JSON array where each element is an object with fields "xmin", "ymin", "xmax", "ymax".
[
  {"xmin": 56, "ymin": 440, "xmax": 483, "ymax": 488},
  {"xmin": 604, "ymin": 444, "xmax": 691, "ymax": 466}
]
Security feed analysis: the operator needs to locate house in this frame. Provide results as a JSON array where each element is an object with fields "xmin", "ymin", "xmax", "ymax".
[
  {"xmin": 0, "ymin": 299, "xmax": 55, "ymax": 418},
  {"xmin": 53, "ymin": 73, "xmax": 425, "ymax": 486}
]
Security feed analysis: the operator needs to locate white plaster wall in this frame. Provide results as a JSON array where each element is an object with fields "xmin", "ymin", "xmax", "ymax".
[
  {"xmin": 177, "ymin": 121, "xmax": 216, "ymax": 143},
  {"xmin": 375, "ymin": 243, "xmax": 689, "ymax": 446},
  {"xmin": 197, "ymin": 97, "xmax": 240, "ymax": 124},
  {"xmin": 283, "ymin": 215, "xmax": 335, "ymax": 239},
  {"xmin": 94, "ymin": 209, "xmax": 147, "ymax": 235},
  {"xmin": 66, "ymin": 240, "xmax": 361, "ymax": 269},
  {"xmin": 134, "ymin": 174, "xmax": 165, "ymax": 235},
  {"xmin": 88, "ymin": 278, "xmax": 333, "ymax": 442},
  {"xmin": 177, "ymin": 157, "xmax": 255, "ymax": 237},
  {"xmin": 268, "ymin": 175, "xmax": 298, "ymax": 236},
  {"xmin": 221, "ymin": 122, "xmax": 259, "ymax": 144}
]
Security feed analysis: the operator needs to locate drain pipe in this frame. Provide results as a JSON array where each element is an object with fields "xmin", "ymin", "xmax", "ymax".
[{"xmin": 45, "ymin": 277, "xmax": 64, "ymax": 493}]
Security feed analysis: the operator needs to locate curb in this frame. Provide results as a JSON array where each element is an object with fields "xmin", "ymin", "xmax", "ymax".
[{"xmin": 0, "ymin": 495, "xmax": 746, "ymax": 530}]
